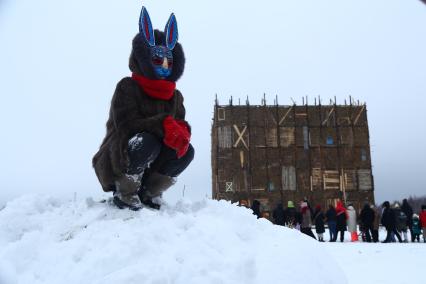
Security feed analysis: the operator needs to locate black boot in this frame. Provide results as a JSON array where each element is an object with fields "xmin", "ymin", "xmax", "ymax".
[
  {"xmin": 138, "ymin": 172, "xmax": 176, "ymax": 210},
  {"xmin": 112, "ymin": 132, "xmax": 163, "ymax": 211},
  {"xmin": 113, "ymin": 174, "xmax": 143, "ymax": 211},
  {"xmin": 139, "ymin": 197, "xmax": 161, "ymax": 210}
]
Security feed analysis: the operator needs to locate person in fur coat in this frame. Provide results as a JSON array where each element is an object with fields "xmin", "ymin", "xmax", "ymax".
[{"xmin": 92, "ymin": 7, "xmax": 194, "ymax": 210}]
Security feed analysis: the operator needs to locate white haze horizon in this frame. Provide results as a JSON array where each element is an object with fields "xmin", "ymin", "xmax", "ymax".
[{"xmin": 0, "ymin": 0, "xmax": 426, "ymax": 206}]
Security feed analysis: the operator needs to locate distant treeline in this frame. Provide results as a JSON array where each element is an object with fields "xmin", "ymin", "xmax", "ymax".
[{"xmin": 390, "ymin": 196, "xmax": 426, "ymax": 213}]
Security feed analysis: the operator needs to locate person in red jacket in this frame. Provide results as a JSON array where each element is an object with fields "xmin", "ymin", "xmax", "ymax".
[
  {"xmin": 420, "ymin": 205, "xmax": 426, "ymax": 242},
  {"xmin": 335, "ymin": 201, "xmax": 348, "ymax": 242}
]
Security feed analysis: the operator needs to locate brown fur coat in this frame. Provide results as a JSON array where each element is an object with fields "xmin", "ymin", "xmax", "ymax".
[{"xmin": 92, "ymin": 77, "xmax": 187, "ymax": 192}]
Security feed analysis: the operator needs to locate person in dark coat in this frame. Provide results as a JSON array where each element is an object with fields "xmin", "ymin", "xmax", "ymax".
[
  {"xmin": 359, "ymin": 203, "xmax": 375, "ymax": 242},
  {"xmin": 326, "ymin": 204, "xmax": 337, "ymax": 242},
  {"xmin": 412, "ymin": 214, "xmax": 422, "ymax": 242},
  {"xmin": 304, "ymin": 197, "xmax": 314, "ymax": 220},
  {"xmin": 313, "ymin": 205, "xmax": 325, "ymax": 242},
  {"xmin": 381, "ymin": 201, "xmax": 402, "ymax": 243},
  {"xmin": 371, "ymin": 205, "xmax": 381, "ymax": 243},
  {"xmin": 251, "ymin": 200, "xmax": 262, "ymax": 219},
  {"xmin": 272, "ymin": 203, "xmax": 286, "ymax": 226},
  {"xmin": 92, "ymin": 6, "xmax": 193, "ymax": 210},
  {"xmin": 300, "ymin": 202, "xmax": 316, "ymax": 239},
  {"xmin": 394, "ymin": 203, "xmax": 408, "ymax": 242},
  {"xmin": 335, "ymin": 201, "xmax": 347, "ymax": 242},
  {"xmin": 401, "ymin": 199, "xmax": 414, "ymax": 241}
]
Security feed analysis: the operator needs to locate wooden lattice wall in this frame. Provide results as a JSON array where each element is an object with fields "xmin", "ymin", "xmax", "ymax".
[{"xmin": 211, "ymin": 98, "xmax": 375, "ymax": 216}]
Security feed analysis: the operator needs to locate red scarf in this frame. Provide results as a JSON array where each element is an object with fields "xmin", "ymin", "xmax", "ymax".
[{"xmin": 131, "ymin": 73, "xmax": 176, "ymax": 100}]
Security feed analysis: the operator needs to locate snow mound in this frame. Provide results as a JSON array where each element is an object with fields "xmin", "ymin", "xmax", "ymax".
[{"xmin": 0, "ymin": 195, "xmax": 346, "ymax": 284}]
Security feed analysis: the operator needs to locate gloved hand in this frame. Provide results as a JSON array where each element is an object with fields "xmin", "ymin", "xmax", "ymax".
[
  {"xmin": 175, "ymin": 120, "xmax": 190, "ymax": 158},
  {"xmin": 163, "ymin": 116, "xmax": 191, "ymax": 158}
]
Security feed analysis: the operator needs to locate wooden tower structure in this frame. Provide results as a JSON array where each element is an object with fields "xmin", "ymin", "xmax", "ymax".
[{"xmin": 211, "ymin": 96, "xmax": 375, "ymax": 217}]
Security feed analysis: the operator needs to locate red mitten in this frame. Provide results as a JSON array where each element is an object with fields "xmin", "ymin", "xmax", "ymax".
[
  {"xmin": 163, "ymin": 116, "xmax": 191, "ymax": 158},
  {"xmin": 175, "ymin": 120, "xmax": 191, "ymax": 158},
  {"xmin": 176, "ymin": 120, "xmax": 190, "ymax": 137},
  {"xmin": 163, "ymin": 115, "xmax": 181, "ymax": 150}
]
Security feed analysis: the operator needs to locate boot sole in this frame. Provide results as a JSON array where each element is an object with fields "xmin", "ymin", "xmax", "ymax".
[
  {"xmin": 137, "ymin": 191, "xmax": 161, "ymax": 210},
  {"xmin": 113, "ymin": 196, "xmax": 142, "ymax": 211},
  {"xmin": 141, "ymin": 199, "xmax": 161, "ymax": 210}
]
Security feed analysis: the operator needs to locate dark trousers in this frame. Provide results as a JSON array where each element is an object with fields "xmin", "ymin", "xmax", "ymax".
[
  {"xmin": 372, "ymin": 229, "xmax": 379, "ymax": 242},
  {"xmin": 328, "ymin": 221, "xmax": 337, "ymax": 241},
  {"xmin": 334, "ymin": 230, "xmax": 345, "ymax": 242},
  {"xmin": 413, "ymin": 234, "xmax": 420, "ymax": 242},
  {"xmin": 301, "ymin": 227, "xmax": 317, "ymax": 240},
  {"xmin": 363, "ymin": 225, "xmax": 373, "ymax": 242},
  {"xmin": 384, "ymin": 228, "xmax": 402, "ymax": 243},
  {"xmin": 408, "ymin": 225, "xmax": 414, "ymax": 242},
  {"xmin": 127, "ymin": 132, "xmax": 194, "ymax": 180}
]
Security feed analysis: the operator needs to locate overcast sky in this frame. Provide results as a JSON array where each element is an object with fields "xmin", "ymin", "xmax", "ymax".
[{"xmin": 0, "ymin": 0, "xmax": 425, "ymax": 206}]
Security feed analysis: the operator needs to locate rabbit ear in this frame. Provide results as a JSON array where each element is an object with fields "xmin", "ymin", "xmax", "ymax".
[
  {"xmin": 139, "ymin": 6, "xmax": 155, "ymax": 46},
  {"xmin": 164, "ymin": 13, "xmax": 178, "ymax": 50}
]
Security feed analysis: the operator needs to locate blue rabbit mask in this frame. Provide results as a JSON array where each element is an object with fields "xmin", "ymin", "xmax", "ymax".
[{"xmin": 139, "ymin": 7, "xmax": 178, "ymax": 79}]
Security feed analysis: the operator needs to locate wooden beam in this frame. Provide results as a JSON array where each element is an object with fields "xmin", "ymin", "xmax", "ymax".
[
  {"xmin": 233, "ymin": 125, "xmax": 249, "ymax": 150},
  {"xmin": 321, "ymin": 107, "xmax": 335, "ymax": 126},
  {"xmin": 353, "ymin": 105, "xmax": 366, "ymax": 125},
  {"xmin": 278, "ymin": 106, "xmax": 293, "ymax": 125}
]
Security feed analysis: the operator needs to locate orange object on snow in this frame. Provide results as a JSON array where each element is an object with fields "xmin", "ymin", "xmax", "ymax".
[{"xmin": 351, "ymin": 232, "xmax": 359, "ymax": 242}]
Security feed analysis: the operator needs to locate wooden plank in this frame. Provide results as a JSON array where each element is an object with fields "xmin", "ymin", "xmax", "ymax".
[
  {"xmin": 322, "ymin": 107, "xmax": 335, "ymax": 126},
  {"xmin": 311, "ymin": 168, "xmax": 322, "ymax": 190},
  {"xmin": 278, "ymin": 106, "xmax": 293, "ymax": 125},
  {"xmin": 358, "ymin": 169, "xmax": 372, "ymax": 190},
  {"xmin": 303, "ymin": 126, "xmax": 309, "ymax": 150},
  {"xmin": 233, "ymin": 125, "xmax": 249, "ymax": 150},
  {"xmin": 343, "ymin": 170, "xmax": 357, "ymax": 191},
  {"xmin": 218, "ymin": 126, "xmax": 232, "ymax": 148},
  {"xmin": 279, "ymin": 127, "xmax": 295, "ymax": 147},
  {"xmin": 217, "ymin": 108, "xmax": 226, "ymax": 121},
  {"xmin": 282, "ymin": 166, "xmax": 296, "ymax": 191},
  {"xmin": 323, "ymin": 170, "xmax": 340, "ymax": 190},
  {"xmin": 353, "ymin": 105, "xmax": 366, "ymax": 125},
  {"xmin": 239, "ymin": 151, "xmax": 244, "ymax": 168},
  {"xmin": 266, "ymin": 128, "xmax": 278, "ymax": 147}
]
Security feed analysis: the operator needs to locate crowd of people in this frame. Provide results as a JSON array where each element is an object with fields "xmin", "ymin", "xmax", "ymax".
[{"xmin": 250, "ymin": 198, "xmax": 426, "ymax": 243}]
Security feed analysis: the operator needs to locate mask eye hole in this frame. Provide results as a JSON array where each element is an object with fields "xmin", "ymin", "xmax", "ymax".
[
  {"xmin": 152, "ymin": 55, "xmax": 163, "ymax": 65},
  {"xmin": 167, "ymin": 57, "xmax": 173, "ymax": 68}
]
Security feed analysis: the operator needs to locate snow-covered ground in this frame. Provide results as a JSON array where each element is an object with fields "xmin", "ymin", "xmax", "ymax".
[
  {"xmin": 324, "ymin": 242, "xmax": 424, "ymax": 284},
  {"xmin": 0, "ymin": 195, "xmax": 345, "ymax": 284},
  {"xmin": 0, "ymin": 195, "xmax": 424, "ymax": 284}
]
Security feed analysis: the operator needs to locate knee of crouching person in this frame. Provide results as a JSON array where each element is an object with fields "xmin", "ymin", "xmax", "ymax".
[
  {"xmin": 128, "ymin": 132, "xmax": 161, "ymax": 151},
  {"xmin": 184, "ymin": 144, "xmax": 195, "ymax": 163}
]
